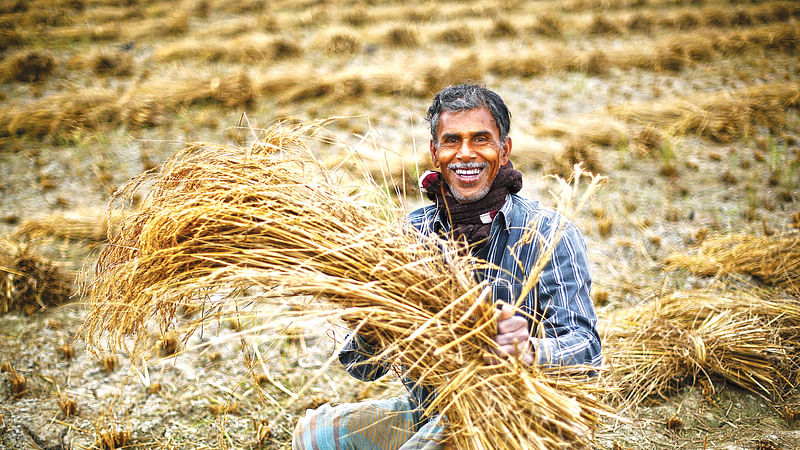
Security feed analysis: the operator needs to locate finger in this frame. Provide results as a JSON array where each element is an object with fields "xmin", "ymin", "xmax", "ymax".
[
  {"xmin": 494, "ymin": 330, "xmax": 529, "ymax": 346},
  {"xmin": 491, "ymin": 338, "xmax": 535, "ymax": 364},
  {"xmin": 497, "ymin": 303, "xmax": 514, "ymax": 322},
  {"xmin": 496, "ymin": 344, "xmax": 520, "ymax": 357},
  {"xmin": 497, "ymin": 316, "xmax": 528, "ymax": 335}
]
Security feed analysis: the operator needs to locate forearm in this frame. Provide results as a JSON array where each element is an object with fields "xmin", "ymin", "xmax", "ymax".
[{"xmin": 533, "ymin": 222, "xmax": 601, "ymax": 367}]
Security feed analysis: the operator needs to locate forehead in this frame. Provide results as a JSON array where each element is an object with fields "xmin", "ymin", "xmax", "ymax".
[{"xmin": 437, "ymin": 107, "xmax": 499, "ymax": 137}]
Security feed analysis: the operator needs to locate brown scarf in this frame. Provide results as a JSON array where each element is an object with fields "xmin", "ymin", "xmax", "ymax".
[{"xmin": 419, "ymin": 162, "xmax": 523, "ymax": 245}]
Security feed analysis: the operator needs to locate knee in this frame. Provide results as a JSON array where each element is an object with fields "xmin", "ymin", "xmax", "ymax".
[{"xmin": 291, "ymin": 408, "xmax": 318, "ymax": 450}]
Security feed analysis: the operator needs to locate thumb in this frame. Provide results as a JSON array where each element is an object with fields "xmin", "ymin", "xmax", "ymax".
[{"xmin": 498, "ymin": 303, "xmax": 514, "ymax": 322}]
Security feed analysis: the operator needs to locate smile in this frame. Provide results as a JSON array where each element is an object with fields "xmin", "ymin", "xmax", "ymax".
[{"xmin": 449, "ymin": 163, "xmax": 487, "ymax": 184}]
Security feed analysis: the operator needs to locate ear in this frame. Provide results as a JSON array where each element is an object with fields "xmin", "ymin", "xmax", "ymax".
[
  {"xmin": 430, "ymin": 140, "xmax": 440, "ymax": 168},
  {"xmin": 500, "ymin": 137, "xmax": 512, "ymax": 166}
]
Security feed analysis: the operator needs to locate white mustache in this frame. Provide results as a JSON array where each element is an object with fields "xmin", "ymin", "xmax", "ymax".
[{"xmin": 447, "ymin": 162, "xmax": 488, "ymax": 170}]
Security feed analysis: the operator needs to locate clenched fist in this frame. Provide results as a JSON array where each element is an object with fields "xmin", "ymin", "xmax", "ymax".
[{"xmin": 487, "ymin": 303, "xmax": 534, "ymax": 365}]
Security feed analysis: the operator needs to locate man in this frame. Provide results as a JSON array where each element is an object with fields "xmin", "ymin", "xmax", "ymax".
[{"xmin": 293, "ymin": 84, "xmax": 601, "ymax": 449}]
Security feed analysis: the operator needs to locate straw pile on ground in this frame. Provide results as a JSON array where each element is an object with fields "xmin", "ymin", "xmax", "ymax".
[
  {"xmin": 534, "ymin": 117, "xmax": 629, "ymax": 148},
  {"xmin": 602, "ymin": 288, "xmax": 800, "ymax": 406},
  {"xmin": 1, "ymin": 237, "xmax": 73, "ymax": 314},
  {"xmin": 665, "ymin": 233, "xmax": 800, "ymax": 296},
  {"xmin": 4, "ymin": 89, "xmax": 118, "ymax": 138},
  {"xmin": 609, "ymin": 83, "xmax": 800, "ymax": 143},
  {"xmin": 81, "ymin": 123, "xmax": 609, "ymax": 449},
  {"xmin": 1, "ymin": 50, "xmax": 55, "ymax": 83},
  {"xmin": 15, "ymin": 209, "xmax": 122, "ymax": 242}
]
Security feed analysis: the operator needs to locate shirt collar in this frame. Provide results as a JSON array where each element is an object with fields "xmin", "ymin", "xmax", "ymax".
[{"xmin": 493, "ymin": 193, "xmax": 514, "ymax": 231}]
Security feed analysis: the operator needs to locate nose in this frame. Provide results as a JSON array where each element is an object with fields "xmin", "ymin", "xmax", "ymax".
[{"xmin": 455, "ymin": 140, "xmax": 475, "ymax": 161}]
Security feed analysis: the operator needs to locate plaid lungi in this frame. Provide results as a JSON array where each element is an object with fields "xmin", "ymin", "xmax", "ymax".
[{"xmin": 292, "ymin": 395, "xmax": 446, "ymax": 450}]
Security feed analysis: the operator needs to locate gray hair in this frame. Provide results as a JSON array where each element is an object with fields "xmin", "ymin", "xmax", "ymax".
[{"xmin": 426, "ymin": 84, "xmax": 511, "ymax": 147}]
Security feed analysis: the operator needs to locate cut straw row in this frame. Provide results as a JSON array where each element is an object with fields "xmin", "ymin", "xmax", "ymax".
[
  {"xmin": 4, "ymin": 21, "xmax": 796, "ymax": 141},
  {"xmin": 610, "ymin": 82, "xmax": 800, "ymax": 143},
  {"xmin": 665, "ymin": 233, "xmax": 800, "ymax": 295},
  {"xmin": 530, "ymin": 82, "xmax": 799, "ymax": 149},
  {"xmin": 0, "ymin": 72, "xmax": 252, "ymax": 139}
]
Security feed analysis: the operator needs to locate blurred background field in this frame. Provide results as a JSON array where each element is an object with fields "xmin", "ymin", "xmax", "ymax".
[{"xmin": 0, "ymin": 0, "xmax": 798, "ymax": 448}]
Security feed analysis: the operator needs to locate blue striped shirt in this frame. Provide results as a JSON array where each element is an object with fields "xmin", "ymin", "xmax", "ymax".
[{"xmin": 340, "ymin": 193, "xmax": 601, "ymax": 409}]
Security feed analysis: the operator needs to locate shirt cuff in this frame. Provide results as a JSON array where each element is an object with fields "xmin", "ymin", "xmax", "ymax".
[
  {"xmin": 530, "ymin": 337, "xmax": 552, "ymax": 366},
  {"xmin": 353, "ymin": 333, "xmax": 379, "ymax": 354}
]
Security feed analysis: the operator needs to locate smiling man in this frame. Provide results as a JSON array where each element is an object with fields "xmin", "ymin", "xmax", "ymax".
[{"xmin": 292, "ymin": 84, "xmax": 601, "ymax": 450}]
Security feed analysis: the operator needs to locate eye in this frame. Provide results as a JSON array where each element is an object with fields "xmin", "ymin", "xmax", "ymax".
[{"xmin": 443, "ymin": 137, "xmax": 459, "ymax": 145}]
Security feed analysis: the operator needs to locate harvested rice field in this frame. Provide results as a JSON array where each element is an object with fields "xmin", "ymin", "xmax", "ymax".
[{"xmin": 1, "ymin": 0, "xmax": 799, "ymax": 448}]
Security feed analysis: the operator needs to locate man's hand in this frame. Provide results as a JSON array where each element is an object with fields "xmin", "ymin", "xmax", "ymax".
[{"xmin": 487, "ymin": 303, "xmax": 534, "ymax": 365}]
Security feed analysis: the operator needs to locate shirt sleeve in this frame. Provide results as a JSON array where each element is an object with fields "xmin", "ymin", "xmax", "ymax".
[
  {"xmin": 530, "ymin": 222, "xmax": 602, "ymax": 367},
  {"xmin": 338, "ymin": 333, "xmax": 391, "ymax": 381}
]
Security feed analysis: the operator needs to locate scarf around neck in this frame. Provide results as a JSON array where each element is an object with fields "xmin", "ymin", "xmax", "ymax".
[{"xmin": 419, "ymin": 162, "xmax": 523, "ymax": 245}]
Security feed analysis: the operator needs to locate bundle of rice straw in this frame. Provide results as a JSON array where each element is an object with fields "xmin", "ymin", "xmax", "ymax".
[
  {"xmin": 664, "ymin": 233, "xmax": 800, "ymax": 296},
  {"xmin": 81, "ymin": 122, "xmax": 610, "ymax": 449},
  {"xmin": 609, "ymin": 82, "xmax": 800, "ymax": 143},
  {"xmin": 533, "ymin": 117, "xmax": 629, "ymax": 148},
  {"xmin": 1, "ymin": 237, "xmax": 73, "ymax": 314},
  {"xmin": 602, "ymin": 288, "xmax": 800, "ymax": 406}
]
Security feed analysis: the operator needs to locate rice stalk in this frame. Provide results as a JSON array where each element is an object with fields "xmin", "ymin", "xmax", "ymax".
[
  {"xmin": 434, "ymin": 23, "xmax": 474, "ymax": 46},
  {"xmin": 421, "ymin": 52, "xmax": 485, "ymax": 97},
  {"xmin": 128, "ymin": 72, "xmax": 253, "ymax": 111},
  {"xmin": 81, "ymin": 122, "xmax": 610, "ymax": 449},
  {"xmin": 551, "ymin": 139, "xmax": 603, "ymax": 178},
  {"xmin": 312, "ymin": 28, "xmax": 363, "ymax": 55},
  {"xmin": 664, "ymin": 233, "xmax": 800, "ymax": 295},
  {"xmin": 273, "ymin": 70, "xmax": 412, "ymax": 104},
  {"xmin": 530, "ymin": 12, "xmax": 563, "ymax": 37},
  {"xmin": 382, "ymin": 24, "xmax": 419, "ymax": 47},
  {"xmin": 602, "ymin": 288, "xmax": 800, "ymax": 406},
  {"xmin": 80, "ymin": 5, "xmax": 143, "ymax": 24},
  {"xmin": 0, "ymin": 28, "xmax": 23, "ymax": 52},
  {"xmin": 122, "ymin": 13, "xmax": 189, "ymax": 40}
]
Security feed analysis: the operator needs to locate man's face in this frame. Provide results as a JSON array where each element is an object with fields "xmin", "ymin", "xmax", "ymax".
[{"xmin": 430, "ymin": 107, "xmax": 511, "ymax": 203}]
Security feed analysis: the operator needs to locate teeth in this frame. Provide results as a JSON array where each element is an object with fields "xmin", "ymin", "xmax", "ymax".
[{"xmin": 455, "ymin": 168, "xmax": 481, "ymax": 176}]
